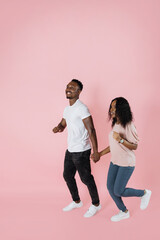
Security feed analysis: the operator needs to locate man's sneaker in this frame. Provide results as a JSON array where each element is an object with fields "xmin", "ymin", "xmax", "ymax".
[
  {"xmin": 140, "ymin": 189, "xmax": 152, "ymax": 210},
  {"xmin": 84, "ymin": 204, "xmax": 101, "ymax": 218},
  {"xmin": 63, "ymin": 201, "xmax": 83, "ymax": 212},
  {"xmin": 111, "ymin": 210, "xmax": 130, "ymax": 222}
]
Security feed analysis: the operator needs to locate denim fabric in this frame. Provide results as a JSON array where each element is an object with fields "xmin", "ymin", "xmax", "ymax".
[
  {"xmin": 107, "ymin": 162, "xmax": 144, "ymax": 212},
  {"xmin": 63, "ymin": 149, "xmax": 100, "ymax": 205}
]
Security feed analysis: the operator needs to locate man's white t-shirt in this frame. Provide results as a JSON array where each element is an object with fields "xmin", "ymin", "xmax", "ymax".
[{"xmin": 63, "ymin": 99, "xmax": 91, "ymax": 153}]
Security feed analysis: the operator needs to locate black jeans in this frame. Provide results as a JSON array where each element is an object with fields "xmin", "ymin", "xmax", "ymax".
[{"xmin": 63, "ymin": 149, "xmax": 100, "ymax": 205}]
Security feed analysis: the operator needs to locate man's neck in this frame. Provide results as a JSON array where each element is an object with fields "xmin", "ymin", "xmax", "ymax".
[{"xmin": 69, "ymin": 97, "xmax": 79, "ymax": 106}]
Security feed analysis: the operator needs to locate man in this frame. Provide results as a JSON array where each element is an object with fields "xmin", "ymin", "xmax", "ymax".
[{"xmin": 52, "ymin": 79, "xmax": 101, "ymax": 218}]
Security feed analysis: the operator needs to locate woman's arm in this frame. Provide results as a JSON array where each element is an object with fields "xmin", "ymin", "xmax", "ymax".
[
  {"xmin": 113, "ymin": 131, "xmax": 138, "ymax": 150},
  {"xmin": 120, "ymin": 139, "xmax": 137, "ymax": 150},
  {"xmin": 99, "ymin": 146, "xmax": 110, "ymax": 157}
]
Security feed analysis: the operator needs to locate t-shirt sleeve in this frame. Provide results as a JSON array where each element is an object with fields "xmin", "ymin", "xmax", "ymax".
[
  {"xmin": 79, "ymin": 105, "xmax": 91, "ymax": 120},
  {"xmin": 63, "ymin": 108, "xmax": 67, "ymax": 119},
  {"xmin": 126, "ymin": 123, "xmax": 139, "ymax": 144}
]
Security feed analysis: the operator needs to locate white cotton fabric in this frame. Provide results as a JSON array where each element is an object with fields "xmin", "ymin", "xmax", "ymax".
[{"xmin": 63, "ymin": 99, "xmax": 91, "ymax": 152}]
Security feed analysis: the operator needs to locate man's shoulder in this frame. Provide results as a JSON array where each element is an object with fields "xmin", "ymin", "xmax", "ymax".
[
  {"xmin": 63, "ymin": 105, "xmax": 69, "ymax": 111},
  {"xmin": 78, "ymin": 100, "xmax": 89, "ymax": 109},
  {"xmin": 78, "ymin": 100, "xmax": 91, "ymax": 119}
]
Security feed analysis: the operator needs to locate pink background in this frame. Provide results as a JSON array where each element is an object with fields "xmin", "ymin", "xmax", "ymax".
[{"xmin": 0, "ymin": 0, "xmax": 160, "ymax": 239}]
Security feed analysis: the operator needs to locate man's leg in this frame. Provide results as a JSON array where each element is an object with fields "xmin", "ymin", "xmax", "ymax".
[
  {"xmin": 63, "ymin": 150, "xmax": 80, "ymax": 202},
  {"xmin": 72, "ymin": 149, "xmax": 101, "ymax": 217},
  {"xmin": 73, "ymin": 149, "xmax": 100, "ymax": 205}
]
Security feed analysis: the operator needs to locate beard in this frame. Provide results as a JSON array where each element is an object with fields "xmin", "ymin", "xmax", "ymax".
[{"xmin": 66, "ymin": 95, "xmax": 72, "ymax": 99}]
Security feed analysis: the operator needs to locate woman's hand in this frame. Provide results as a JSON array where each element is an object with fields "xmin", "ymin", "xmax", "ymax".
[{"xmin": 113, "ymin": 131, "xmax": 121, "ymax": 142}]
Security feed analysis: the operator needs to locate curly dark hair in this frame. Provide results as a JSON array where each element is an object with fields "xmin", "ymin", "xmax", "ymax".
[
  {"xmin": 108, "ymin": 97, "xmax": 133, "ymax": 128},
  {"xmin": 71, "ymin": 79, "xmax": 83, "ymax": 91}
]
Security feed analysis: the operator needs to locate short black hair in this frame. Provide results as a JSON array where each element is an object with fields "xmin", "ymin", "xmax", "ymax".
[
  {"xmin": 71, "ymin": 79, "xmax": 83, "ymax": 91},
  {"xmin": 108, "ymin": 97, "xmax": 133, "ymax": 128}
]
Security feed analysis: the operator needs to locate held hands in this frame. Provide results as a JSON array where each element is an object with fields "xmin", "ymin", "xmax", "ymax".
[
  {"xmin": 91, "ymin": 152, "xmax": 100, "ymax": 163},
  {"xmin": 113, "ymin": 131, "xmax": 121, "ymax": 142}
]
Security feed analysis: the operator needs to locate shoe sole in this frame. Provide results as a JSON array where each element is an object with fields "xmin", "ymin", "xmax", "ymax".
[
  {"xmin": 63, "ymin": 203, "xmax": 83, "ymax": 212},
  {"xmin": 111, "ymin": 214, "xmax": 130, "ymax": 222}
]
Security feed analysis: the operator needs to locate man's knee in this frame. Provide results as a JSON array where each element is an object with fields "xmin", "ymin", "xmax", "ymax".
[
  {"xmin": 80, "ymin": 174, "xmax": 93, "ymax": 185},
  {"xmin": 63, "ymin": 171, "xmax": 70, "ymax": 182}
]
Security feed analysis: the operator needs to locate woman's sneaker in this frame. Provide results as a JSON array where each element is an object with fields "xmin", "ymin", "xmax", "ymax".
[
  {"xmin": 63, "ymin": 201, "xmax": 83, "ymax": 211},
  {"xmin": 111, "ymin": 210, "xmax": 130, "ymax": 222},
  {"xmin": 140, "ymin": 189, "xmax": 152, "ymax": 210}
]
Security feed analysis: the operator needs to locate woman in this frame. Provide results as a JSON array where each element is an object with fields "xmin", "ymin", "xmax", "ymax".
[{"xmin": 92, "ymin": 97, "xmax": 151, "ymax": 222}]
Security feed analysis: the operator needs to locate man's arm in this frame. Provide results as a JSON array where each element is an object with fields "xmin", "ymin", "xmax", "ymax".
[
  {"xmin": 83, "ymin": 116, "xmax": 100, "ymax": 162},
  {"xmin": 91, "ymin": 146, "xmax": 110, "ymax": 162},
  {"xmin": 52, "ymin": 118, "xmax": 67, "ymax": 133}
]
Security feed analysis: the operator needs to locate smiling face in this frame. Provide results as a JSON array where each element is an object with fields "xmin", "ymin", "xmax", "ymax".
[
  {"xmin": 65, "ymin": 81, "xmax": 81, "ymax": 99},
  {"xmin": 110, "ymin": 100, "xmax": 117, "ymax": 119}
]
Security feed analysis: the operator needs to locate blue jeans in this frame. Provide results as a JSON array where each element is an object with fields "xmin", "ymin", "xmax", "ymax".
[{"xmin": 107, "ymin": 162, "xmax": 144, "ymax": 212}]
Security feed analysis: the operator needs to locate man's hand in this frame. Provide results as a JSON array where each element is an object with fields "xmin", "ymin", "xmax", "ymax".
[
  {"xmin": 52, "ymin": 118, "xmax": 66, "ymax": 134},
  {"xmin": 52, "ymin": 126, "xmax": 62, "ymax": 133},
  {"xmin": 113, "ymin": 131, "xmax": 121, "ymax": 142},
  {"xmin": 91, "ymin": 152, "xmax": 100, "ymax": 163}
]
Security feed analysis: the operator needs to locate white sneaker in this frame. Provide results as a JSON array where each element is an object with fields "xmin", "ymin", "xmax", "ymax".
[
  {"xmin": 140, "ymin": 189, "xmax": 152, "ymax": 210},
  {"xmin": 84, "ymin": 204, "xmax": 101, "ymax": 218},
  {"xmin": 63, "ymin": 201, "xmax": 83, "ymax": 212},
  {"xmin": 111, "ymin": 210, "xmax": 130, "ymax": 222}
]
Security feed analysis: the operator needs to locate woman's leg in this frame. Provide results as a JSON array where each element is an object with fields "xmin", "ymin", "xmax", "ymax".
[
  {"xmin": 114, "ymin": 166, "xmax": 144, "ymax": 198},
  {"xmin": 107, "ymin": 162, "xmax": 127, "ymax": 212}
]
